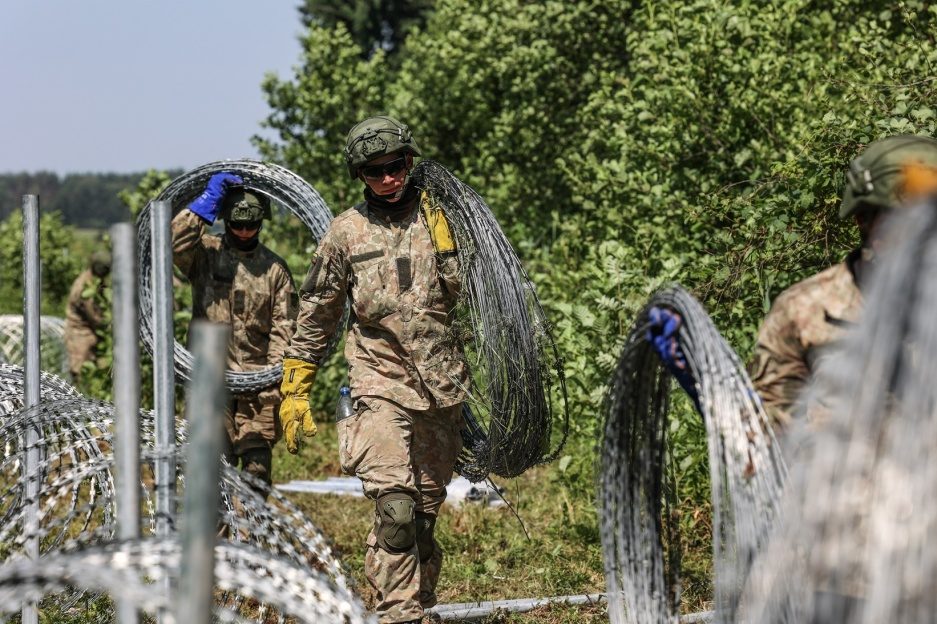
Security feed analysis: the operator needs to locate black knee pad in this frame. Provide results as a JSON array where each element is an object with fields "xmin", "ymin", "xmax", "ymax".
[
  {"xmin": 415, "ymin": 511, "xmax": 436, "ymax": 563},
  {"xmin": 375, "ymin": 492, "xmax": 416, "ymax": 553}
]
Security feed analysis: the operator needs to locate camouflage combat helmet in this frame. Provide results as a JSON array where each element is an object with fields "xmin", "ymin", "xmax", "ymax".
[
  {"xmin": 840, "ymin": 135, "xmax": 937, "ymax": 218},
  {"xmin": 344, "ymin": 115, "xmax": 421, "ymax": 179},
  {"xmin": 90, "ymin": 250, "xmax": 112, "ymax": 278},
  {"xmin": 220, "ymin": 188, "xmax": 272, "ymax": 223}
]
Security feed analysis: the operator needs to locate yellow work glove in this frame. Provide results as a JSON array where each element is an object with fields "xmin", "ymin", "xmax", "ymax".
[
  {"xmin": 421, "ymin": 192, "xmax": 456, "ymax": 254},
  {"xmin": 279, "ymin": 357, "xmax": 319, "ymax": 454}
]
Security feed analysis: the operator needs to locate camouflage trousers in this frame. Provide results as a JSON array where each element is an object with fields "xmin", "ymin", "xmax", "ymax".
[{"xmin": 338, "ymin": 396, "xmax": 463, "ymax": 623}]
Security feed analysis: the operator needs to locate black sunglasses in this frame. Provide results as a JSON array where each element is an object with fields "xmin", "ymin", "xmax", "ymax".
[
  {"xmin": 360, "ymin": 157, "xmax": 408, "ymax": 181},
  {"xmin": 229, "ymin": 221, "xmax": 261, "ymax": 232}
]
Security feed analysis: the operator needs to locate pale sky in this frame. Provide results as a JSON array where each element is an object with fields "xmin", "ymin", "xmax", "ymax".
[{"xmin": 1, "ymin": 2, "xmax": 304, "ymax": 175}]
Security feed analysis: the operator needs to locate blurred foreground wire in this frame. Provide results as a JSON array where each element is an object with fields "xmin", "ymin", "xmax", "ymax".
[{"xmin": 740, "ymin": 199, "xmax": 937, "ymax": 623}]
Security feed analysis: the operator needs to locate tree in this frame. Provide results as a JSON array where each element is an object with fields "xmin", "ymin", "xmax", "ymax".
[
  {"xmin": 255, "ymin": 0, "xmax": 937, "ymax": 463},
  {"xmin": 0, "ymin": 210, "xmax": 81, "ymax": 315},
  {"xmin": 300, "ymin": 0, "xmax": 433, "ymax": 58},
  {"xmin": 255, "ymin": 21, "xmax": 389, "ymax": 211}
]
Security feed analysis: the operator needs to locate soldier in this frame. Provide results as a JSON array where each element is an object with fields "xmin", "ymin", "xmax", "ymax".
[
  {"xmin": 64, "ymin": 250, "xmax": 111, "ymax": 381},
  {"xmin": 173, "ymin": 173, "xmax": 297, "ymax": 492},
  {"xmin": 648, "ymin": 135, "xmax": 937, "ymax": 429},
  {"xmin": 279, "ymin": 115, "xmax": 466, "ymax": 624}
]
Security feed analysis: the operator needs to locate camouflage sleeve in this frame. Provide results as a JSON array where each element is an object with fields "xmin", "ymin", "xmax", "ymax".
[
  {"xmin": 64, "ymin": 272, "xmax": 99, "ymax": 376},
  {"xmin": 747, "ymin": 299, "xmax": 808, "ymax": 431},
  {"xmin": 170, "ymin": 209, "xmax": 207, "ymax": 279},
  {"xmin": 286, "ymin": 230, "xmax": 350, "ymax": 365},
  {"xmin": 266, "ymin": 262, "xmax": 297, "ymax": 368}
]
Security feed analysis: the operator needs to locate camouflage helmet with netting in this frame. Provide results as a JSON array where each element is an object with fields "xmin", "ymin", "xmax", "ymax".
[
  {"xmin": 344, "ymin": 115, "xmax": 421, "ymax": 179},
  {"xmin": 840, "ymin": 134, "xmax": 937, "ymax": 218},
  {"xmin": 220, "ymin": 188, "xmax": 272, "ymax": 223}
]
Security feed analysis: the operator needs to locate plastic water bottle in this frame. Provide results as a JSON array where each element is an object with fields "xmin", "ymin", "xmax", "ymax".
[{"xmin": 335, "ymin": 386, "xmax": 353, "ymax": 422}]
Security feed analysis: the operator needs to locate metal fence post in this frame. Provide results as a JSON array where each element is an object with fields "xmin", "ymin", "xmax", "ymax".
[
  {"xmin": 151, "ymin": 200, "xmax": 176, "ymax": 537},
  {"xmin": 112, "ymin": 223, "xmax": 140, "ymax": 624},
  {"xmin": 21, "ymin": 195, "xmax": 40, "ymax": 624},
  {"xmin": 176, "ymin": 322, "xmax": 229, "ymax": 624}
]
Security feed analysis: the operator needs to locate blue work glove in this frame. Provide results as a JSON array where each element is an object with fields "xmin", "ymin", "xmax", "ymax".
[
  {"xmin": 646, "ymin": 306, "xmax": 700, "ymax": 409},
  {"xmin": 187, "ymin": 172, "xmax": 243, "ymax": 224}
]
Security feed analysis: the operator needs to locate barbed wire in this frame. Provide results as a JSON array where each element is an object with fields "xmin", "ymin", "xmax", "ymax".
[
  {"xmin": 0, "ymin": 317, "xmax": 68, "ymax": 378},
  {"xmin": 412, "ymin": 160, "xmax": 569, "ymax": 481},
  {"xmin": 135, "ymin": 160, "xmax": 340, "ymax": 394},
  {"xmin": 0, "ymin": 365, "xmax": 351, "ymax": 620},
  {"xmin": 0, "ymin": 539, "xmax": 371, "ymax": 623},
  {"xmin": 599, "ymin": 286, "xmax": 786, "ymax": 624}
]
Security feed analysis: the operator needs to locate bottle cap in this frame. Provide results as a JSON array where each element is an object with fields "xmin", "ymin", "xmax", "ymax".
[{"xmin": 339, "ymin": 386, "xmax": 350, "ymax": 396}]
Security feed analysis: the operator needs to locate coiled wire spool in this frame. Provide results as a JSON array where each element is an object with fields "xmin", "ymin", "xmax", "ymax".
[
  {"xmin": 0, "ymin": 363, "xmax": 79, "ymax": 417},
  {"xmin": 0, "ymin": 407, "xmax": 350, "ymax": 620},
  {"xmin": 413, "ymin": 160, "xmax": 569, "ymax": 481},
  {"xmin": 0, "ymin": 316, "xmax": 68, "ymax": 377},
  {"xmin": 0, "ymin": 397, "xmax": 345, "ymax": 583},
  {"xmin": 0, "ymin": 539, "xmax": 371, "ymax": 624},
  {"xmin": 136, "ymin": 160, "xmax": 336, "ymax": 394},
  {"xmin": 740, "ymin": 200, "xmax": 937, "ymax": 623},
  {"xmin": 599, "ymin": 286, "xmax": 786, "ymax": 624}
]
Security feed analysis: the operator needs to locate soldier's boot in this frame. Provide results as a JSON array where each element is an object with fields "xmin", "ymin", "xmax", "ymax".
[
  {"xmin": 415, "ymin": 512, "xmax": 442, "ymax": 608},
  {"xmin": 241, "ymin": 446, "xmax": 273, "ymax": 501}
]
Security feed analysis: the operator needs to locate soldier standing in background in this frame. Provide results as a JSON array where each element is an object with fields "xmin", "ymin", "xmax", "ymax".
[
  {"xmin": 173, "ymin": 173, "xmax": 297, "ymax": 493},
  {"xmin": 747, "ymin": 135, "xmax": 937, "ymax": 429},
  {"xmin": 648, "ymin": 135, "xmax": 937, "ymax": 431},
  {"xmin": 64, "ymin": 249, "xmax": 111, "ymax": 381},
  {"xmin": 279, "ymin": 116, "xmax": 467, "ymax": 624}
]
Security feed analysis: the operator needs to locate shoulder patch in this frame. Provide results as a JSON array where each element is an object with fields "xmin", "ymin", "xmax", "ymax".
[{"xmin": 301, "ymin": 255, "xmax": 325, "ymax": 294}]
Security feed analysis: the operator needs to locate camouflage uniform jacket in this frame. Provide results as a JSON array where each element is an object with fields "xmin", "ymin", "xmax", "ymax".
[
  {"xmin": 748, "ymin": 254, "xmax": 863, "ymax": 429},
  {"xmin": 288, "ymin": 189, "xmax": 468, "ymax": 410},
  {"xmin": 171, "ymin": 209, "xmax": 297, "ymax": 390},
  {"xmin": 64, "ymin": 269, "xmax": 105, "ymax": 376}
]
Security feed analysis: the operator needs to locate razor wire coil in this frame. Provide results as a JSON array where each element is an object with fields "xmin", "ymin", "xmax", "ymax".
[
  {"xmin": 136, "ymin": 160, "xmax": 338, "ymax": 394},
  {"xmin": 0, "ymin": 317, "xmax": 68, "ymax": 378},
  {"xmin": 599, "ymin": 286, "xmax": 786, "ymax": 624},
  {"xmin": 0, "ymin": 365, "xmax": 351, "ymax": 621},
  {"xmin": 0, "ymin": 539, "xmax": 371, "ymax": 624},
  {"xmin": 413, "ymin": 160, "xmax": 569, "ymax": 481}
]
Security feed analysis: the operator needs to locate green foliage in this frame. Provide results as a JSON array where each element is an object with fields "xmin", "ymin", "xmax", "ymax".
[
  {"xmin": 257, "ymin": 0, "xmax": 937, "ymax": 604},
  {"xmin": 300, "ymin": 0, "xmax": 433, "ymax": 58},
  {"xmin": 254, "ymin": 21, "xmax": 389, "ymax": 211},
  {"xmin": 0, "ymin": 210, "xmax": 83, "ymax": 315},
  {"xmin": 117, "ymin": 169, "xmax": 173, "ymax": 219},
  {"xmin": 0, "ymin": 172, "xmax": 152, "ymax": 227}
]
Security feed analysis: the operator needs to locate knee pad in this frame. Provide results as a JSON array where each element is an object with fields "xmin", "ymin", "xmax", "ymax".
[
  {"xmin": 415, "ymin": 511, "xmax": 436, "ymax": 563},
  {"xmin": 375, "ymin": 492, "xmax": 416, "ymax": 553}
]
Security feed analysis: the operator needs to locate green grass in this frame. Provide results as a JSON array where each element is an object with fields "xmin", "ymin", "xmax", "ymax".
[{"xmin": 271, "ymin": 411, "xmax": 714, "ymax": 622}]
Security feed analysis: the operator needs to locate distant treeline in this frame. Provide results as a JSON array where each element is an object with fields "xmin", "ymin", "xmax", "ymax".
[{"xmin": 0, "ymin": 171, "xmax": 181, "ymax": 228}]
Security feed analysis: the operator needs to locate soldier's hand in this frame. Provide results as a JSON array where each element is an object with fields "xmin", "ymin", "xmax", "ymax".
[
  {"xmin": 646, "ymin": 306, "xmax": 700, "ymax": 408},
  {"xmin": 188, "ymin": 171, "xmax": 243, "ymax": 224},
  {"xmin": 281, "ymin": 396, "xmax": 318, "ymax": 454},
  {"xmin": 280, "ymin": 357, "xmax": 319, "ymax": 454}
]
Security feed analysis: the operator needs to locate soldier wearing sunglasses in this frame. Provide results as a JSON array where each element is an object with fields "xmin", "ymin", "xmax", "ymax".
[
  {"xmin": 280, "ymin": 115, "xmax": 467, "ymax": 623},
  {"xmin": 172, "ymin": 174, "xmax": 297, "ymax": 496}
]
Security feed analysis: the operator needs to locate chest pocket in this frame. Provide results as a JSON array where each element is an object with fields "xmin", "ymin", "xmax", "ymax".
[{"xmin": 349, "ymin": 247, "xmax": 396, "ymax": 322}]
